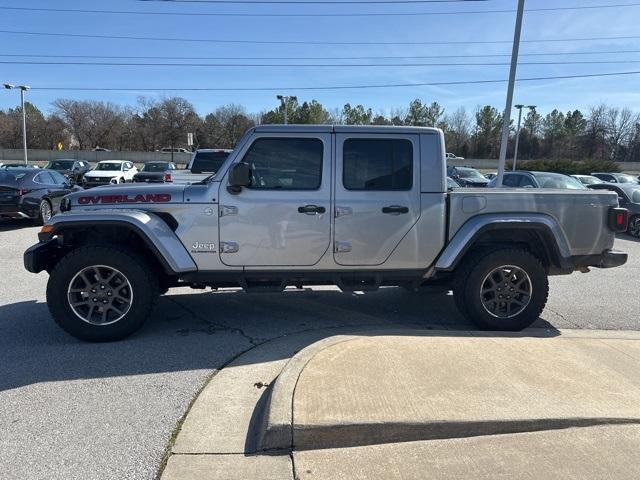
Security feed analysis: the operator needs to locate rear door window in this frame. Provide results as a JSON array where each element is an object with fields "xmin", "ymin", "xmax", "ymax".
[{"xmin": 342, "ymin": 138, "xmax": 412, "ymax": 191}]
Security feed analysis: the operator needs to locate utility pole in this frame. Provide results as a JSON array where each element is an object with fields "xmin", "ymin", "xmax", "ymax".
[
  {"xmin": 277, "ymin": 95, "xmax": 297, "ymax": 124},
  {"xmin": 3, "ymin": 83, "xmax": 30, "ymax": 165},
  {"xmin": 512, "ymin": 105, "xmax": 524, "ymax": 171},
  {"xmin": 496, "ymin": 0, "xmax": 525, "ymax": 187}
]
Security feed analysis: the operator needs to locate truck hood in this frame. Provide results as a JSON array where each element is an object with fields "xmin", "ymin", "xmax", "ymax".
[{"xmin": 65, "ymin": 183, "xmax": 187, "ymax": 207}]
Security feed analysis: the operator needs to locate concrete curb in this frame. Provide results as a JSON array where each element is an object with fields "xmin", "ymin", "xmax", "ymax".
[{"xmin": 260, "ymin": 328, "xmax": 640, "ymax": 452}]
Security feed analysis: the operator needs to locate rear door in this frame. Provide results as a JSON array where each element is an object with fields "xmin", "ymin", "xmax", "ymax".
[
  {"xmin": 334, "ymin": 133, "xmax": 421, "ymax": 266},
  {"xmin": 218, "ymin": 133, "xmax": 332, "ymax": 267}
]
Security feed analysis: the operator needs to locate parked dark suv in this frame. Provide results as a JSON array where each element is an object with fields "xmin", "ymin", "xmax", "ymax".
[
  {"xmin": 591, "ymin": 172, "xmax": 639, "ymax": 184},
  {"xmin": 488, "ymin": 171, "xmax": 586, "ymax": 190},
  {"xmin": 45, "ymin": 159, "xmax": 92, "ymax": 184}
]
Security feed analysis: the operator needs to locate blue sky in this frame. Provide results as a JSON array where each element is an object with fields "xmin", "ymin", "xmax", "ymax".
[{"xmin": 1, "ymin": 0, "xmax": 640, "ymax": 117}]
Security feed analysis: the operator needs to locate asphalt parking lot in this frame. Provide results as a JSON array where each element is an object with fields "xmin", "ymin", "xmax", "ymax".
[{"xmin": 1, "ymin": 219, "xmax": 639, "ymax": 480}]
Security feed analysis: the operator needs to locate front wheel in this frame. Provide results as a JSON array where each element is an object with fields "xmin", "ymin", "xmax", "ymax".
[
  {"xmin": 47, "ymin": 246, "xmax": 159, "ymax": 341},
  {"xmin": 454, "ymin": 248, "xmax": 549, "ymax": 331}
]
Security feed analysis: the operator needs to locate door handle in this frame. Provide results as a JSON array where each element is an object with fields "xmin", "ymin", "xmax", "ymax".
[
  {"xmin": 298, "ymin": 205, "xmax": 326, "ymax": 215},
  {"xmin": 382, "ymin": 205, "xmax": 409, "ymax": 215}
]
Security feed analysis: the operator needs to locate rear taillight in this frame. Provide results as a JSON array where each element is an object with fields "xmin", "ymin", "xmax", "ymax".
[
  {"xmin": 17, "ymin": 188, "xmax": 31, "ymax": 196},
  {"xmin": 164, "ymin": 172, "xmax": 172, "ymax": 182},
  {"xmin": 608, "ymin": 207, "xmax": 629, "ymax": 232}
]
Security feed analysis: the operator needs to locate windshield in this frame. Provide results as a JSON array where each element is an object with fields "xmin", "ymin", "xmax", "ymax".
[
  {"xmin": 96, "ymin": 162, "xmax": 122, "ymax": 171},
  {"xmin": 142, "ymin": 163, "xmax": 169, "ymax": 172},
  {"xmin": 578, "ymin": 176, "xmax": 603, "ymax": 185},
  {"xmin": 47, "ymin": 160, "xmax": 74, "ymax": 170},
  {"xmin": 617, "ymin": 174, "xmax": 639, "ymax": 184},
  {"xmin": 191, "ymin": 151, "xmax": 230, "ymax": 174},
  {"xmin": 457, "ymin": 168, "xmax": 486, "ymax": 180},
  {"xmin": 535, "ymin": 173, "xmax": 586, "ymax": 189}
]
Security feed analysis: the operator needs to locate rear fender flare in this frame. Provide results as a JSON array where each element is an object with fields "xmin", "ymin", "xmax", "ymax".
[{"xmin": 434, "ymin": 213, "xmax": 573, "ymax": 272}]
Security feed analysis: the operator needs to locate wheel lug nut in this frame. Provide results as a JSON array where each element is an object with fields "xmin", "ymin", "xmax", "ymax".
[
  {"xmin": 100, "ymin": 285, "xmax": 105, "ymax": 290},
  {"xmin": 103, "ymin": 300, "xmax": 108, "ymax": 304},
  {"xmin": 107, "ymin": 292, "xmax": 112, "ymax": 296},
  {"xmin": 93, "ymin": 298, "xmax": 98, "ymax": 302}
]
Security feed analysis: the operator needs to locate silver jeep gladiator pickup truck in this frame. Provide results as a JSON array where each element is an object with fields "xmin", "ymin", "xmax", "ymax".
[{"xmin": 24, "ymin": 125, "xmax": 628, "ymax": 341}]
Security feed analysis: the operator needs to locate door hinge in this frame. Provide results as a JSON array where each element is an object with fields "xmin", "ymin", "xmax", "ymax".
[
  {"xmin": 220, "ymin": 242, "xmax": 239, "ymax": 253},
  {"xmin": 334, "ymin": 241, "xmax": 352, "ymax": 253},
  {"xmin": 220, "ymin": 205, "xmax": 238, "ymax": 217},
  {"xmin": 335, "ymin": 206, "xmax": 352, "ymax": 218}
]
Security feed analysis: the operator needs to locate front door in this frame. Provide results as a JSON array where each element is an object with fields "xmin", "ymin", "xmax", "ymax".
[
  {"xmin": 334, "ymin": 134, "xmax": 421, "ymax": 266},
  {"xmin": 218, "ymin": 133, "xmax": 332, "ymax": 267}
]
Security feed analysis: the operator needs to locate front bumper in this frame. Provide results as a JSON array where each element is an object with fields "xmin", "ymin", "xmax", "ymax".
[
  {"xmin": 573, "ymin": 249, "xmax": 628, "ymax": 270},
  {"xmin": 24, "ymin": 238, "xmax": 60, "ymax": 273}
]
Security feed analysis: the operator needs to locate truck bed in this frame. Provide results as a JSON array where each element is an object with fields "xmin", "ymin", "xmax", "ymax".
[{"xmin": 448, "ymin": 188, "xmax": 619, "ymax": 257}]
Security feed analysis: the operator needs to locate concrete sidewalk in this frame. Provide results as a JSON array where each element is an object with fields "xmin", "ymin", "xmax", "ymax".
[{"xmin": 162, "ymin": 328, "xmax": 640, "ymax": 480}]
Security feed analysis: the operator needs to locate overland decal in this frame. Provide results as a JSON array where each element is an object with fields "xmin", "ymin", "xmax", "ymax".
[{"xmin": 78, "ymin": 193, "xmax": 172, "ymax": 205}]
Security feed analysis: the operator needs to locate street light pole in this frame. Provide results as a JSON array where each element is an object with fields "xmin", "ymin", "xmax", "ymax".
[
  {"xmin": 20, "ymin": 86, "xmax": 29, "ymax": 165},
  {"xmin": 276, "ymin": 95, "xmax": 297, "ymax": 125},
  {"xmin": 512, "ymin": 104, "xmax": 524, "ymax": 171},
  {"xmin": 496, "ymin": 0, "xmax": 526, "ymax": 187},
  {"xmin": 3, "ymin": 83, "xmax": 30, "ymax": 165}
]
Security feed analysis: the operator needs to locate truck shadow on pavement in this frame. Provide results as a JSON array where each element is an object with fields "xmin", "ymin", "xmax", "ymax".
[{"xmin": 0, "ymin": 287, "xmax": 558, "ymax": 392}]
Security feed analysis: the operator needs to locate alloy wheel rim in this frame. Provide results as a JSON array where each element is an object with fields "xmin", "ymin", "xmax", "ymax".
[
  {"xmin": 67, "ymin": 265, "xmax": 133, "ymax": 325},
  {"xmin": 40, "ymin": 201, "xmax": 52, "ymax": 221},
  {"xmin": 480, "ymin": 265, "xmax": 532, "ymax": 319},
  {"xmin": 630, "ymin": 218, "xmax": 640, "ymax": 237}
]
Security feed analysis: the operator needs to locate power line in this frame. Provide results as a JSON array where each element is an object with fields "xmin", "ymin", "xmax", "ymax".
[
  {"xmin": 2, "ymin": 50, "xmax": 640, "ymax": 60},
  {"xmin": 2, "ymin": 3, "xmax": 640, "ymax": 17},
  {"xmin": 139, "ymin": 0, "xmax": 487, "ymax": 4},
  {"xmin": 28, "ymin": 70, "xmax": 640, "ymax": 91},
  {"xmin": 2, "ymin": 29, "xmax": 640, "ymax": 45},
  {"xmin": 4, "ymin": 60, "xmax": 640, "ymax": 67}
]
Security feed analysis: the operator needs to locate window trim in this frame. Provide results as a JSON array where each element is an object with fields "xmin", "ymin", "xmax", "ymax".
[
  {"xmin": 241, "ymin": 136, "xmax": 325, "ymax": 192},
  {"xmin": 342, "ymin": 137, "xmax": 414, "ymax": 192}
]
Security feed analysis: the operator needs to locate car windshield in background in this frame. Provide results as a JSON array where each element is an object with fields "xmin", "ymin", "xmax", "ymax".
[
  {"xmin": 96, "ymin": 163, "xmax": 121, "ymax": 171},
  {"xmin": 142, "ymin": 163, "xmax": 169, "ymax": 172},
  {"xmin": 456, "ymin": 168, "xmax": 486, "ymax": 180},
  {"xmin": 535, "ymin": 173, "xmax": 586, "ymax": 189},
  {"xmin": 191, "ymin": 151, "xmax": 230, "ymax": 173},
  {"xmin": 617, "ymin": 174, "xmax": 639, "ymax": 183},
  {"xmin": 47, "ymin": 160, "xmax": 74, "ymax": 170}
]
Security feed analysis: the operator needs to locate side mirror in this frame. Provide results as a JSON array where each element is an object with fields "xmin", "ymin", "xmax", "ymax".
[{"xmin": 228, "ymin": 162, "xmax": 251, "ymax": 193}]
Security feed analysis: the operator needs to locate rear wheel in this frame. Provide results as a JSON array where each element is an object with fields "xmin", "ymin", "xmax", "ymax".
[
  {"xmin": 454, "ymin": 248, "xmax": 548, "ymax": 331},
  {"xmin": 628, "ymin": 216, "xmax": 640, "ymax": 238},
  {"xmin": 47, "ymin": 245, "xmax": 159, "ymax": 341},
  {"xmin": 35, "ymin": 198, "xmax": 52, "ymax": 226}
]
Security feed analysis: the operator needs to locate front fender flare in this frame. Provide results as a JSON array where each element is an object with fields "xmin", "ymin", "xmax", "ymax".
[
  {"xmin": 434, "ymin": 213, "xmax": 573, "ymax": 272},
  {"xmin": 37, "ymin": 209, "xmax": 197, "ymax": 274}
]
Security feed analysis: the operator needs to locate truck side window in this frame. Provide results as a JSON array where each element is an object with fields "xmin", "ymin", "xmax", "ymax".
[
  {"xmin": 343, "ymin": 138, "xmax": 412, "ymax": 191},
  {"xmin": 244, "ymin": 138, "xmax": 323, "ymax": 190}
]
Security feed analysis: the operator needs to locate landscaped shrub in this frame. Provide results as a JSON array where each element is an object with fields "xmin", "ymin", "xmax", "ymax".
[{"xmin": 508, "ymin": 158, "xmax": 621, "ymax": 175}]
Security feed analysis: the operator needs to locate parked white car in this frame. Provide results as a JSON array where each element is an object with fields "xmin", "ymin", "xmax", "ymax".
[
  {"xmin": 445, "ymin": 152, "xmax": 464, "ymax": 161},
  {"xmin": 83, "ymin": 160, "xmax": 138, "ymax": 188}
]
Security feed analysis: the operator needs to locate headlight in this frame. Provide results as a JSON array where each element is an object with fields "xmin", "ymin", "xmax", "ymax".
[{"xmin": 60, "ymin": 197, "xmax": 71, "ymax": 212}]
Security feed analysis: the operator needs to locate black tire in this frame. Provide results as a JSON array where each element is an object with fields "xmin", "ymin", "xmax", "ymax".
[
  {"xmin": 454, "ymin": 248, "xmax": 548, "ymax": 331},
  {"xmin": 35, "ymin": 198, "xmax": 53, "ymax": 226},
  {"xmin": 628, "ymin": 216, "xmax": 640, "ymax": 238},
  {"xmin": 46, "ymin": 245, "xmax": 159, "ymax": 342}
]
